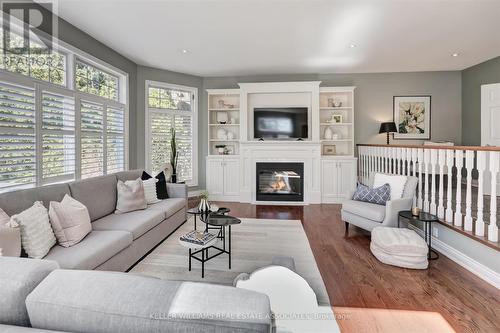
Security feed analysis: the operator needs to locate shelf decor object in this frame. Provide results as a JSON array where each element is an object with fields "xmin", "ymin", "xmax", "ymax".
[
  {"xmin": 379, "ymin": 121, "xmax": 397, "ymax": 145},
  {"xmin": 207, "ymin": 89, "xmax": 241, "ymax": 156}
]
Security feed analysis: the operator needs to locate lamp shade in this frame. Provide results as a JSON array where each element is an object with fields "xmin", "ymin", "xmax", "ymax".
[{"xmin": 379, "ymin": 122, "xmax": 397, "ymax": 134}]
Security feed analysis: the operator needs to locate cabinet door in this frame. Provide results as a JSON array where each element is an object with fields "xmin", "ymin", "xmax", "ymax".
[
  {"xmin": 223, "ymin": 159, "xmax": 240, "ymax": 196},
  {"xmin": 338, "ymin": 160, "xmax": 357, "ymax": 199},
  {"xmin": 321, "ymin": 160, "xmax": 339, "ymax": 198},
  {"xmin": 206, "ymin": 158, "xmax": 224, "ymax": 196}
]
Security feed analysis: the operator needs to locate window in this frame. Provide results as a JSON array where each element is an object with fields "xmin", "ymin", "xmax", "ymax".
[
  {"xmin": 106, "ymin": 106, "xmax": 125, "ymax": 174},
  {"xmin": 41, "ymin": 92, "xmax": 75, "ymax": 183},
  {"xmin": 80, "ymin": 101, "xmax": 104, "ymax": 179},
  {"xmin": 0, "ymin": 81, "xmax": 36, "ymax": 191},
  {"xmin": 146, "ymin": 82, "xmax": 197, "ymax": 186},
  {"xmin": 75, "ymin": 60, "xmax": 119, "ymax": 101},
  {"xmin": 0, "ymin": 26, "xmax": 67, "ymax": 85}
]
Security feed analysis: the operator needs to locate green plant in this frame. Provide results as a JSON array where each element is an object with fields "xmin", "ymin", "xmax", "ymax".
[
  {"xmin": 215, "ymin": 144, "xmax": 226, "ymax": 148},
  {"xmin": 170, "ymin": 127, "xmax": 178, "ymax": 174},
  {"xmin": 200, "ymin": 190, "xmax": 209, "ymax": 200}
]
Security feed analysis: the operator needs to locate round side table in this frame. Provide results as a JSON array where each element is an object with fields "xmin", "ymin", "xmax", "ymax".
[{"xmin": 398, "ymin": 210, "xmax": 439, "ymax": 260}]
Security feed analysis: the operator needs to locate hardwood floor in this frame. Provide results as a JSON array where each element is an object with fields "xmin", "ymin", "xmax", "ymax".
[{"xmin": 213, "ymin": 202, "xmax": 500, "ymax": 333}]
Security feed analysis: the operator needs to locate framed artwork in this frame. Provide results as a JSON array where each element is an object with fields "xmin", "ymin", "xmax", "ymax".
[
  {"xmin": 322, "ymin": 144, "xmax": 336, "ymax": 155},
  {"xmin": 332, "ymin": 114, "xmax": 343, "ymax": 123},
  {"xmin": 393, "ymin": 95, "xmax": 431, "ymax": 139}
]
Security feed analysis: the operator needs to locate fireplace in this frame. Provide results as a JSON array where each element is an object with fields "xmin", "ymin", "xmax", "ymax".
[{"xmin": 256, "ymin": 162, "xmax": 304, "ymax": 202}]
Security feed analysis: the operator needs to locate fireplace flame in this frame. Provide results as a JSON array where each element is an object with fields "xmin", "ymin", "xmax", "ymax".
[{"xmin": 270, "ymin": 176, "xmax": 289, "ymax": 191}]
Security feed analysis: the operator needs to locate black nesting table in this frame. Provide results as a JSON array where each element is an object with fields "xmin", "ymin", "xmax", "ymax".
[
  {"xmin": 182, "ymin": 212, "xmax": 241, "ymax": 278},
  {"xmin": 398, "ymin": 210, "xmax": 439, "ymax": 260}
]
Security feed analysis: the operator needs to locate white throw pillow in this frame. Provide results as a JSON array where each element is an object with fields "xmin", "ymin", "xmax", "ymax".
[
  {"xmin": 49, "ymin": 194, "xmax": 92, "ymax": 248},
  {"xmin": 0, "ymin": 208, "xmax": 21, "ymax": 257},
  {"xmin": 115, "ymin": 179, "xmax": 147, "ymax": 214},
  {"xmin": 11, "ymin": 202, "xmax": 56, "ymax": 259},
  {"xmin": 142, "ymin": 178, "xmax": 160, "ymax": 204},
  {"xmin": 373, "ymin": 173, "xmax": 407, "ymax": 200}
]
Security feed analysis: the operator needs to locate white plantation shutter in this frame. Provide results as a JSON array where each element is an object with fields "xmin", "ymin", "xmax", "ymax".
[
  {"xmin": 146, "ymin": 82, "xmax": 197, "ymax": 185},
  {"xmin": 80, "ymin": 101, "xmax": 104, "ymax": 179},
  {"xmin": 0, "ymin": 81, "xmax": 36, "ymax": 192},
  {"xmin": 174, "ymin": 114, "xmax": 193, "ymax": 181},
  {"xmin": 149, "ymin": 110, "xmax": 172, "ymax": 175},
  {"xmin": 106, "ymin": 106, "xmax": 125, "ymax": 174},
  {"xmin": 41, "ymin": 92, "xmax": 76, "ymax": 183}
]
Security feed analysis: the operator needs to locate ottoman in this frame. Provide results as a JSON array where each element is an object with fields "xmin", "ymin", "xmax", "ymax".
[{"xmin": 370, "ymin": 226, "xmax": 428, "ymax": 269}]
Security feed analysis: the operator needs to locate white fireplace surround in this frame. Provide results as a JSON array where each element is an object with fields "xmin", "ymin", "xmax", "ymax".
[
  {"xmin": 206, "ymin": 81, "xmax": 357, "ymax": 205},
  {"xmin": 238, "ymin": 82, "xmax": 322, "ymax": 204}
]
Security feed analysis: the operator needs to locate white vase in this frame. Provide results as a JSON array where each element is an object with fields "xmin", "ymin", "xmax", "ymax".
[
  {"xmin": 324, "ymin": 127, "xmax": 333, "ymax": 140},
  {"xmin": 217, "ymin": 128, "xmax": 227, "ymax": 139},
  {"xmin": 227, "ymin": 131, "xmax": 234, "ymax": 140}
]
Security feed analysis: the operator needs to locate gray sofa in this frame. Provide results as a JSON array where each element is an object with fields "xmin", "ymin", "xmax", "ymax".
[
  {"xmin": 0, "ymin": 257, "xmax": 272, "ymax": 333},
  {"xmin": 0, "ymin": 170, "xmax": 187, "ymax": 271}
]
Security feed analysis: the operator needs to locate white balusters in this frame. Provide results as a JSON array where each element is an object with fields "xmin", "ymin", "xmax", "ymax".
[
  {"xmin": 396, "ymin": 148, "xmax": 402, "ymax": 175},
  {"xmin": 475, "ymin": 151, "xmax": 486, "ymax": 237},
  {"xmin": 437, "ymin": 149, "xmax": 446, "ymax": 219},
  {"xmin": 417, "ymin": 149, "xmax": 424, "ymax": 209},
  {"xmin": 445, "ymin": 150, "xmax": 454, "ymax": 223},
  {"xmin": 488, "ymin": 151, "xmax": 499, "ymax": 242},
  {"xmin": 411, "ymin": 148, "xmax": 417, "ymax": 207},
  {"xmin": 464, "ymin": 150, "xmax": 474, "ymax": 231},
  {"xmin": 454, "ymin": 150, "xmax": 464, "ymax": 227},
  {"xmin": 384, "ymin": 147, "xmax": 390, "ymax": 173},
  {"xmin": 430, "ymin": 149, "xmax": 438, "ymax": 214},
  {"xmin": 423, "ymin": 149, "xmax": 431, "ymax": 212}
]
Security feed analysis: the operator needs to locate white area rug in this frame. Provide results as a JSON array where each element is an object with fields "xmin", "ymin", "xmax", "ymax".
[{"xmin": 130, "ymin": 217, "xmax": 330, "ymax": 305}]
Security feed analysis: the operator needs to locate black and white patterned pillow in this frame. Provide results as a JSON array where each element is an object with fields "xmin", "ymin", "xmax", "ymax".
[{"xmin": 352, "ymin": 183, "xmax": 391, "ymax": 205}]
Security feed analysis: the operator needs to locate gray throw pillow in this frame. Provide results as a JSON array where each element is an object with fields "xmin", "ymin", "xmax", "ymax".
[{"xmin": 352, "ymin": 183, "xmax": 391, "ymax": 205}]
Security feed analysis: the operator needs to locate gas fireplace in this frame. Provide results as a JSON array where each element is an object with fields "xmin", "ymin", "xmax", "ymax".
[{"xmin": 256, "ymin": 162, "xmax": 304, "ymax": 202}]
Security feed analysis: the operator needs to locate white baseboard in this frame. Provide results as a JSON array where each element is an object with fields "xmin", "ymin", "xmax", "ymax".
[{"xmin": 407, "ymin": 224, "xmax": 500, "ymax": 289}]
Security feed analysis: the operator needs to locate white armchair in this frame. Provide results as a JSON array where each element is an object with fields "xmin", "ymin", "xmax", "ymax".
[{"xmin": 341, "ymin": 174, "xmax": 418, "ymax": 234}]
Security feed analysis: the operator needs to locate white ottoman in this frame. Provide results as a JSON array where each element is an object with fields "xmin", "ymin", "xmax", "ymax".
[{"xmin": 370, "ymin": 226, "xmax": 428, "ymax": 269}]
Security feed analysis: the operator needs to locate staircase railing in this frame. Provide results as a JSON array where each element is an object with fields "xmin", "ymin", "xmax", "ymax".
[{"xmin": 357, "ymin": 144, "xmax": 500, "ymax": 243}]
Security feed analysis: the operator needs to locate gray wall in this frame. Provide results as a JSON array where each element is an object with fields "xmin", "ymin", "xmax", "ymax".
[
  {"xmin": 462, "ymin": 56, "xmax": 500, "ymax": 145},
  {"xmin": 37, "ymin": 11, "xmax": 139, "ymax": 168},
  {"xmin": 201, "ymin": 71, "xmax": 462, "ymax": 188},
  {"xmin": 136, "ymin": 66, "xmax": 203, "ymax": 187}
]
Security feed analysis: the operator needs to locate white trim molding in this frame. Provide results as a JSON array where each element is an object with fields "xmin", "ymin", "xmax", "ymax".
[{"xmin": 407, "ymin": 224, "xmax": 500, "ymax": 289}]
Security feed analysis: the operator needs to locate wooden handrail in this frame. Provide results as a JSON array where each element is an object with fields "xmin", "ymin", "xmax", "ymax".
[{"xmin": 357, "ymin": 143, "xmax": 500, "ymax": 152}]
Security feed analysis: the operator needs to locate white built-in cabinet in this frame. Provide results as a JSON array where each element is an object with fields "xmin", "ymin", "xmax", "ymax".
[
  {"xmin": 321, "ymin": 158, "xmax": 357, "ymax": 203},
  {"xmin": 206, "ymin": 156, "xmax": 240, "ymax": 201}
]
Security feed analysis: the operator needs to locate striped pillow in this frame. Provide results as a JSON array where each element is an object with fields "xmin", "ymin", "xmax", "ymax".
[{"xmin": 11, "ymin": 202, "xmax": 56, "ymax": 258}]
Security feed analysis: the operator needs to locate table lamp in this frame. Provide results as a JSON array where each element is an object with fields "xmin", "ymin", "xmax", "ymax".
[{"xmin": 379, "ymin": 122, "xmax": 397, "ymax": 145}]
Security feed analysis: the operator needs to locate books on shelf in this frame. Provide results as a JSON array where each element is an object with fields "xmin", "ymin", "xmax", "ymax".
[{"xmin": 180, "ymin": 230, "xmax": 217, "ymax": 246}]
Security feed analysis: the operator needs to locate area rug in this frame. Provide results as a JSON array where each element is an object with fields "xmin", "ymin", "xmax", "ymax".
[{"xmin": 130, "ymin": 217, "xmax": 330, "ymax": 305}]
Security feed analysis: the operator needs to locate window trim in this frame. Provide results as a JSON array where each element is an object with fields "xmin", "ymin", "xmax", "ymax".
[{"xmin": 145, "ymin": 80, "xmax": 198, "ymax": 187}]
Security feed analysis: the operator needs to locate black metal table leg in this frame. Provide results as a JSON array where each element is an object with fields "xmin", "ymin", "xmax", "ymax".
[
  {"xmin": 202, "ymin": 248, "xmax": 205, "ymax": 278},
  {"xmin": 189, "ymin": 248, "xmax": 191, "ymax": 271},
  {"xmin": 194, "ymin": 215, "xmax": 197, "ymax": 230},
  {"xmin": 228, "ymin": 225, "xmax": 231, "ymax": 270}
]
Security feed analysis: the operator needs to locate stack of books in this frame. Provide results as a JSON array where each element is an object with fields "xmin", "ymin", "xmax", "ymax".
[{"xmin": 180, "ymin": 230, "xmax": 217, "ymax": 246}]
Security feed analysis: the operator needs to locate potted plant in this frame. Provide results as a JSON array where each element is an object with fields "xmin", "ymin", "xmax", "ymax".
[
  {"xmin": 215, "ymin": 144, "xmax": 226, "ymax": 155},
  {"xmin": 170, "ymin": 127, "xmax": 179, "ymax": 183},
  {"xmin": 198, "ymin": 191, "xmax": 210, "ymax": 212}
]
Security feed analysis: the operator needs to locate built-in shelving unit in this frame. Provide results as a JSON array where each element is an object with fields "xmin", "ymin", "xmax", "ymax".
[
  {"xmin": 207, "ymin": 89, "xmax": 240, "ymax": 156},
  {"xmin": 319, "ymin": 87, "xmax": 355, "ymax": 156}
]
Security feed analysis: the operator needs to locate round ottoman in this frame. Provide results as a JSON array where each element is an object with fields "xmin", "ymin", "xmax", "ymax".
[{"xmin": 370, "ymin": 226, "xmax": 429, "ymax": 269}]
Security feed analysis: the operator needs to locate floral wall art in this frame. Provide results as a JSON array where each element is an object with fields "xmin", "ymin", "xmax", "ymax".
[{"xmin": 393, "ymin": 95, "xmax": 431, "ymax": 139}]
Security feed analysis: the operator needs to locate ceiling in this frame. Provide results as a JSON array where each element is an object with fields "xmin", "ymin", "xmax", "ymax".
[{"xmin": 55, "ymin": 0, "xmax": 500, "ymax": 77}]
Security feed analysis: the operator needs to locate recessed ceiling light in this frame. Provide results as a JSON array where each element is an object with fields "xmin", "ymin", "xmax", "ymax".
[
  {"xmin": 182, "ymin": 49, "xmax": 188, "ymax": 54},
  {"xmin": 451, "ymin": 53, "xmax": 459, "ymax": 57},
  {"xmin": 349, "ymin": 44, "xmax": 357, "ymax": 48}
]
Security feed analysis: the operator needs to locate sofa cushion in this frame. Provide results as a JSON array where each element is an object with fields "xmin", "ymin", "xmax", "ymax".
[
  {"xmin": 69, "ymin": 175, "xmax": 117, "ymax": 221},
  {"xmin": 115, "ymin": 169, "xmax": 142, "ymax": 182},
  {"xmin": 342, "ymin": 199, "xmax": 386, "ymax": 222},
  {"xmin": 44, "ymin": 230, "xmax": 132, "ymax": 270},
  {"xmin": 0, "ymin": 324, "xmax": 68, "ymax": 332},
  {"xmin": 147, "ymin": 198, "xmax": 186, "ymax": 219},
  {"xmin": 92, "ymin": 209, "xmax": 164, "ymax": 240},
  {"xmin": 26, "ymin": 270, "xmax": 271, "ymax": 333},
  {"xmin": 371, "ymin": 226, "xmax": 428, "ymax": 256},
  {"xmin": 0, "ymin": 184, "xmax": 70, "ymax": 216},
  {"xmin": 0, "ymin": 257, "xmax": 59, "ymax": 327},
  {"xmin": 352, "ymin": 183, "xmax": 391, "ymax": 205},
  {"xmin": 48, "ymin": 195, "xmax": 92, "ymax": 248}
]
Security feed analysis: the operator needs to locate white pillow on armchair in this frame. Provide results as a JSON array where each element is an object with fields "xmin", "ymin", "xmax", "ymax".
[{"xmin": 373, "ymin": 173, "xmax": 407, "ymax": 199}]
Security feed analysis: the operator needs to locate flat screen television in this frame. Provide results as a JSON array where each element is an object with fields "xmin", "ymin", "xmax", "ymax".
[{"xmin": 254, "ymin": 107, "xmax": 308, "ymax": 140}]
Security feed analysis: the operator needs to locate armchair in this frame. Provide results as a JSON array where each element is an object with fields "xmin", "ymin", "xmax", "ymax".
[{"xmin": 341, "ymin": 173, "xmax": 418, "ymax": 234}]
